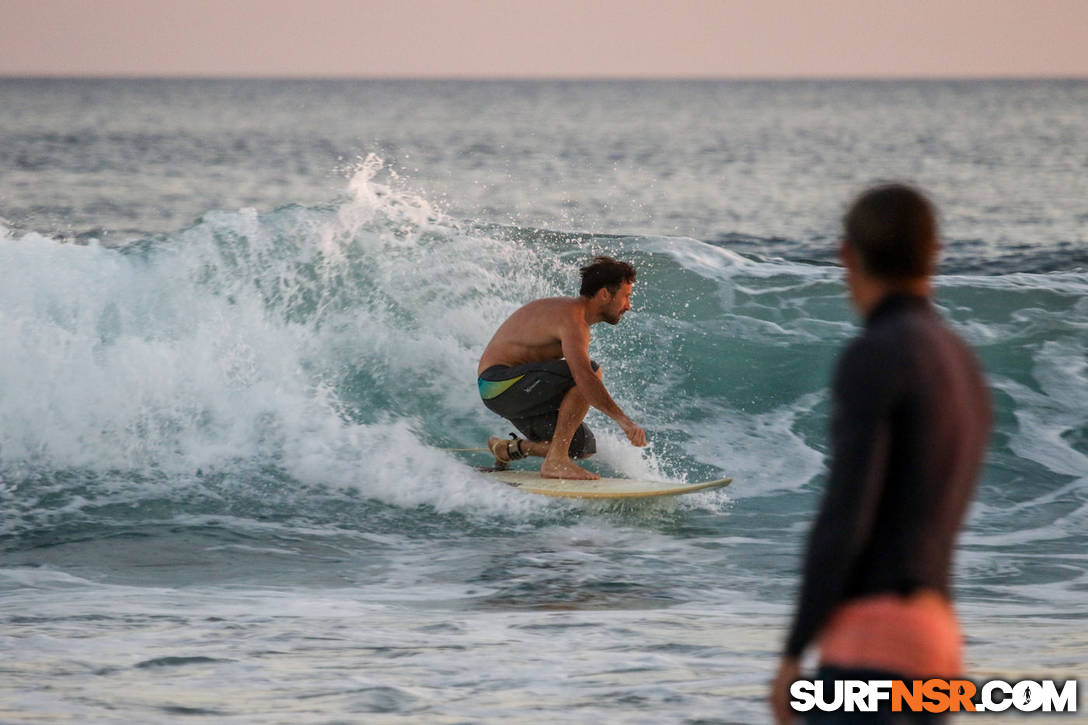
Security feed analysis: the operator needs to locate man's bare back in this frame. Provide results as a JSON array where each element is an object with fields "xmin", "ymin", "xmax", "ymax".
[{"xmin": 478, "ymin": 297, "xmax": 584, "ymax": 374}]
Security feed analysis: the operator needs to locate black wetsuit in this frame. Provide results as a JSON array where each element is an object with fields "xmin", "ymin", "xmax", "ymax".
[{"xmin": 786, "ymin": 294, "xmax": 991, "ymax": 658}]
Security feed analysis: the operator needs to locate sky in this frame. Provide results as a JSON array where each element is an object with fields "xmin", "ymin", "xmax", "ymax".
[{"xmin": 2, "ymin": 0, "xmax": 1087, "ymax": 78}]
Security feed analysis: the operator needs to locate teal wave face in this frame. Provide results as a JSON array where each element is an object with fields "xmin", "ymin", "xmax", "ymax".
[{"xmin": 1, "ymin": 163, "xmax": 1086, "ymax": 556}]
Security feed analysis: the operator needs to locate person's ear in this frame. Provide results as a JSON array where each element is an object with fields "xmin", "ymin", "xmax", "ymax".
[{"xmin": 839, "ymin": 239, "xmax": 853, "ymax": 267}]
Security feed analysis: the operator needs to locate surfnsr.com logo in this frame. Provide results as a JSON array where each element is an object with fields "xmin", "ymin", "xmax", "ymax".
[{"xmin": 790, "ymin": 678, "xmax": 1078, "ymax": 714}]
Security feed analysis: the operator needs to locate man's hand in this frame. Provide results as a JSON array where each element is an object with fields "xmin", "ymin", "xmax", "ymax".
[
  {"xmin": 770, "ymin": 656, "xmax": 800, "ymax": 725},
  {"xmin": 619, "ymin": 418, "xmax": 647, "ymax": 447}
]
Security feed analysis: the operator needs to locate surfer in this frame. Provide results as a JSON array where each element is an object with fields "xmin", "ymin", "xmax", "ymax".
[
  {"xmin": 770, "ymin": 185, "xmax": 991, "ymax": 723},
  {"xmin": 477, "ymin": 256, "xmax": 647, "ymax": 480}
]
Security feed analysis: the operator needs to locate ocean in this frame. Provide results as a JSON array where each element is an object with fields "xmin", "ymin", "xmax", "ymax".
[{"xmin": 1, "ymin": 79, "xmax": 1085, "ymax": 723}]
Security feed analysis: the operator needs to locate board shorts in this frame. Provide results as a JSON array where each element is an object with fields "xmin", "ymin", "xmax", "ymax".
[
  {"xmin": 818, "ymin": 591, "xmax": 962, "ymax": 678},
  {"xmin": 478, "ymin": 359, "xmax": 598, "ymax": 458}
]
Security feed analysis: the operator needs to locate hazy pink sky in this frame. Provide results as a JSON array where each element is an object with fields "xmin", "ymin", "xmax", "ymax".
[{"xmin": 3, "ymin": 0, "xmax": 1087, "ymax": 78}]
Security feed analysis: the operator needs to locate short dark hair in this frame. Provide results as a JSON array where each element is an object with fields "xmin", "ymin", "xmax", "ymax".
[
  {"xmin": 579, "ymin": 256, "xmax": 636, "ymax": 297},
  {"xmin": 844, "ymin": 183, "xmax": 938, "ymax": 281}
]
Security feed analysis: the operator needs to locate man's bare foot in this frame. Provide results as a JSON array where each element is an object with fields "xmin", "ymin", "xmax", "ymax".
[
  {"xmin": 488, "ymin": 436, "xmax": 512, "ymax": 464},
  {"xmin": 488, "ymin": 436, "xmax": 527, "ymax": 469},
  {"xmin": 540, "ymin": 458, "xmax": 600, "ymax": 480}
]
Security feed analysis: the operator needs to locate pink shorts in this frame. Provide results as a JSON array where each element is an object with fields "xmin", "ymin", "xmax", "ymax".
[{"xmin": 819, "ymin": 591, "xmax": 963, "ymax": 678}]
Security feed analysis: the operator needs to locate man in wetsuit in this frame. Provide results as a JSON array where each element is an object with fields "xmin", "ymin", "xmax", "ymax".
[
  {"xmin": 477, "ymin": 256, "xmax": 647, "ymax": 480},
  {"xmin": 771, "ymin": 184, "xmax": 991, "ymax": 723}
]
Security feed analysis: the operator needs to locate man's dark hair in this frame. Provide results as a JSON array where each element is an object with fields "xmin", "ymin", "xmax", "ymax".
[
  {"xmin": 844, "ymin": 183, "xmax": 938, "ymax": 281},
  {"xmin": 579, "ymin": 256, "xmax": 636, "ymax": 297}
]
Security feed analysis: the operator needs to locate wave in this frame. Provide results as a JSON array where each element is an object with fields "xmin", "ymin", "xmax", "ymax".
[{"xmin": 1, "ymin": 156, "xmax": 1085, "ymax": 543}]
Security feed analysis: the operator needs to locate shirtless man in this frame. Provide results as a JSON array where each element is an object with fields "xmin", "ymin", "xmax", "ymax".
[{"xmin": 477, "ymin": 256, "xmax": 647, "ymax": 480}]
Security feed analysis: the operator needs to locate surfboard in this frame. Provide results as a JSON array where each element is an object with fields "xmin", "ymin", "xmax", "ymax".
[{"xmin": 481, "ymin": 469, "xmax": 732, "ymax": 500}]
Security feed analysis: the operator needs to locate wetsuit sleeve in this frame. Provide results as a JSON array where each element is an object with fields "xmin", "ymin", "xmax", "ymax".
[{"xmin": 785, "ymin": 336, "xmax": 902, "ymax": 657}]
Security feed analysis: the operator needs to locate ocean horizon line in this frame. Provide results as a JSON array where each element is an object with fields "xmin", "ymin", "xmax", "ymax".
[{"xmin": 2, "ymin": 72, "xmax": 1086, "ymax": 83}]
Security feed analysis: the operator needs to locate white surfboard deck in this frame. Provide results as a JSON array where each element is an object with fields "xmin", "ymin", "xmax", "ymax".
[{"xmin": 482, "ymin": 469, "xmax": 732, "ymax": 500}]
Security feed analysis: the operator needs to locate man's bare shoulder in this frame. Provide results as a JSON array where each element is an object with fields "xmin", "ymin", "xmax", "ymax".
[
  {"xmin": 515, "ymin": 296, "xmax": 584, "ymax": 315},
  {"xmin": 498, "ymin": 296, "xmax": 581, "ymax": 328},
  {"xmin": 478, "ymin": 297, "xmax": 587, "ymax": 372}
]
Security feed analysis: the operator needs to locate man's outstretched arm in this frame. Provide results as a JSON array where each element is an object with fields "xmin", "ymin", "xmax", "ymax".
[{"xmin": 559, "ymin": 310, "xmax": 646, "ymax": 446}]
